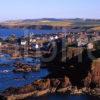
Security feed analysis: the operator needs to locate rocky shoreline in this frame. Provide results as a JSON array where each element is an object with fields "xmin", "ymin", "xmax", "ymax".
[
  {"xmin": 0, "ymin": 48, "xmax": 100, "ymax": 100},
  {"xmin": 13, "ymin": 62, "xmax": 40, "ymax": 73},
  {"xmin": 0, "ymin": 57, "xmax": 100, "ymax": 100},
  {"xmin": 0, "ymin": 35, "xmax": 99, "ymax": 100},
  {"xmin": 0, "ymin": 77, "xmax": 100, "ymax": 100}
]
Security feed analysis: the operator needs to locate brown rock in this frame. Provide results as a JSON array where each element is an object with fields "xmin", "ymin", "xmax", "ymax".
[
  {"xmin": 83, "ymin": 72, "xmax": 92, "ymax": 87},
  {"xmin": 91, "ymin": 58, "xmax": 100, "ymax": 87}
]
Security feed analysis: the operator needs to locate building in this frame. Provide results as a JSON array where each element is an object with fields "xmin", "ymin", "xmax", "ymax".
[
  {"xmin": 21, "ymin": 40, "xmax": 27, "ymax": 46},
  {"xmin": 0, "ymin": 42, "xmax": 2, "ymax": 46}
]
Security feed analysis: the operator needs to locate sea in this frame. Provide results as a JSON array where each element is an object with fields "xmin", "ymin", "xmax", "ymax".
[
  {"xmin": 0, "ymin": 54, "xmax": 48, "ymax": 92},
  {"xmin": 0, "ymin": 28, "xmax": 62, "ymax": 39},
  {"xmin": 26, "ymin": 94, "xmax": 100, "ymax": 100}
]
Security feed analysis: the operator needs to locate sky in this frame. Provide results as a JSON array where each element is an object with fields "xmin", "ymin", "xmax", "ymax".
[{"xmin": 0, "ymin": 0, "xmax": 100, "ymax": 21}]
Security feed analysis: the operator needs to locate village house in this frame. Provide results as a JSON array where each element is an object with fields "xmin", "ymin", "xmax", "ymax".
[
  {"xmin": 87, "ymin": 42, "xmax": 94, "ymax": 50},
  {"xmin": 0, "ymin": 42, "xmax": 2, "ymax": 46}
]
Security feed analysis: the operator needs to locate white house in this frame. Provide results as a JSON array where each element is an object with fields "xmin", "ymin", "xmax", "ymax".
[
  {"xmin": 0, "ymin": 42, "xmax": 2, "ymax": 46},
  {"xmin": 35, "ymin": 44, "xmax": 39, "ymax": 49},
  {"xmin": 55, "ymin": 36, "xmax": 58, "ymax": 39},
  {"xmin": 50, "ymin": 36, "xmax": 54, "ymax": 41},
  {"xmin": 21, "ymin": 40, "xmax": 27, "ymax": 45}
]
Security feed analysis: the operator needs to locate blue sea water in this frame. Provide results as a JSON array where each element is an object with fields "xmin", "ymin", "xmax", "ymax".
[
  {"xmin": 0, "ymin": 28, "xmax": 62, "ymax": 39},
  {"xmin": 0, "ymin": 54, "xmax": 48, "ymax": 92},
  {"xmin": 25, "ymin": 94, "xmax": 100, "ymax": 100}
]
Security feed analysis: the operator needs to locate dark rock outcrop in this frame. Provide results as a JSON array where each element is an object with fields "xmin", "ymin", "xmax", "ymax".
[{"xmin": 13, "ymin": 62, "xmax": 40, "ymax": 72}]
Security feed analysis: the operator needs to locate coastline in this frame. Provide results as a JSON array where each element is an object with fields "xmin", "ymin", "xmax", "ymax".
[{"xmin": 0, "ymin": 78, "xmax": 100, "ymax": 100}]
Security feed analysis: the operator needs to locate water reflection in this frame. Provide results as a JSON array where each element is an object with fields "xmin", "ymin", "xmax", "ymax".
[
  {"xmin": 26, "ymin": 94, "xmax": 99, "ymax": 100},
  {"xmin": 67, "ymin": 95, "xmax": 87, "ymax": 100}
]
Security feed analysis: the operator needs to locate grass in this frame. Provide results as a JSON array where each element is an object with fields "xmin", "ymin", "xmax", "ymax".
[
  {"xmin": 91, "ymin": 26, "xmax": 100, "ymax": 31},
  {"xmin": 1, "ymin": 20, "xmax": 72, "ymax": 27},
  {"xmin": 33, "ymin": 21, "xmax": 72, "ymax": 27}
]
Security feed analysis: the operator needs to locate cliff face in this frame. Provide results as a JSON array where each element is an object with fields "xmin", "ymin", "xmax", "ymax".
[
  {"xmin": 44, "ymin": 49, "xmax": 91, "ymax": 86},
  {"xmin": 91, "ymin": 59, "xmax": 100, "ymax": 87},
  {"xmin": 83, "ymin": 58, "xmax": 100, "ymax": 88},
  {"xmin": 43, "ymin": 39, "xmax": 100, "ymax": 87}
]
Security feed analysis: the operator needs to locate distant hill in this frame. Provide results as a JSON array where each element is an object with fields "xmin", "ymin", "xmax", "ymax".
[
  {"xmin": 0, "ymin": 18, "xmax": 100, "ymax": 31},
  {"xmin": 0, "ymin": 18, "xmax": 72, "ymax": 29}
]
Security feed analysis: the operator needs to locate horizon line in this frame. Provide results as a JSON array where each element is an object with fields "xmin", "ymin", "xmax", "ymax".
[{"xmin": 0, "ymin": 17, "xmax": 100, "ymax": 22}]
